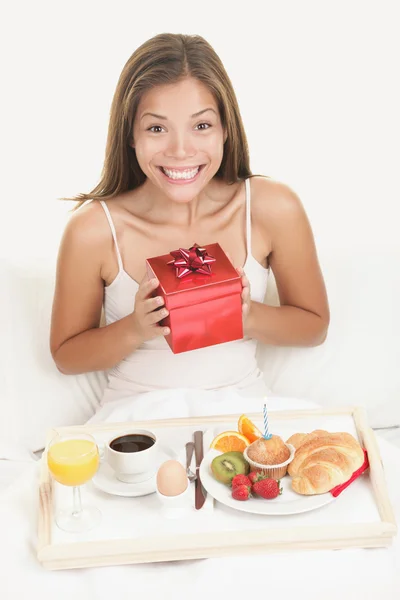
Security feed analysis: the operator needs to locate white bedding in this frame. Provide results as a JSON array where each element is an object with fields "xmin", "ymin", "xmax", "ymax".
[
  {"xmin": 0, "ymin": 392, "xmax": 399, "ymax": 600},
  {"xmin": 373, "ymin": 427, "xmax": 400, "ymax": 449},
  {"xmin": 0, "ymin": 461, "xmax": 34, "ymax": 494}
]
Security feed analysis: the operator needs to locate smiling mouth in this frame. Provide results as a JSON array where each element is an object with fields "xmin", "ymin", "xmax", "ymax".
[{"xmin": 159, "ymin": 165, "xmax": 204, "ymax": 181}]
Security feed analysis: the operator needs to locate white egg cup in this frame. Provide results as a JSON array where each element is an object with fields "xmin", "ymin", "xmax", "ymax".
[{"xmin": 156, "ymin": 477, "xmax": 191, "ymax": 519}]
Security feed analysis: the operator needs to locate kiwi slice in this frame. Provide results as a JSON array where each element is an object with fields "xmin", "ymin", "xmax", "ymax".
[{"xmin": 211, "ymin": 451, "xmax": 250, "ymax": 485}]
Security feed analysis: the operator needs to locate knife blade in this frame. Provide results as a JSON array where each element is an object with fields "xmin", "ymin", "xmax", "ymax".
[{"xmin": 194, "ymin": 430, "xmax": 206, "ymax": 510}]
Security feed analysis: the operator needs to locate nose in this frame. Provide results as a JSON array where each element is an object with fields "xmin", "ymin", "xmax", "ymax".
[{"xmin": 165, "ymin": 132, "xmax": 196, "ymax": 160}]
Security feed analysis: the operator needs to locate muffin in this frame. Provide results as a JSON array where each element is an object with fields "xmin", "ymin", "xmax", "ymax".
[{"xmin": 243, "ymin": 434, "xmax": 295, "ymax": 479}]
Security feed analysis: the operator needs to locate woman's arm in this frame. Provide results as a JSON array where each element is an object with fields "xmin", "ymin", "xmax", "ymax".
[
  {"xmin": 50, "ymin": 203, "xmax": 143, "ymax": 375},
  {"xmin": 245, "ymin": 180, "xmax": 330, "ymax": 346}
]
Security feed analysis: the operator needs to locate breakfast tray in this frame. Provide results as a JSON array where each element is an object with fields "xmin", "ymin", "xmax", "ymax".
[{"xmin": 37, "ymin": 406, "xmax": 397, "ymax": 570}]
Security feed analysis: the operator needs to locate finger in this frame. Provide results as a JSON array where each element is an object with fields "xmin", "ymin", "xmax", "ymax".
[
  {"xmin": 138, "ymin": 272, "xmax": 151, "ymax": 290},
  {"xmin": 137, "ymin": 277, "xmax": 159, "ymax": 301},
  {"xmin": 150, "ymin": 325, "xmax": 171, "ymax": 338},
  {"xmin": 241, "ymin": 275, "xmax": 250, "ymax": 288},
  {"xmin": 236, "ymin": 267, "xmax": 249, "ymax": 284},
  {"xmin": 241, "ymin": 287, "xmax": 250, "ymax": 300},
  {"xmin": 143, "ymin": 296, "xmax": 164, "ymax": 313},
  {"xmin": 145, "ymin": 307, "xmax": 169, "ymax": 325}
]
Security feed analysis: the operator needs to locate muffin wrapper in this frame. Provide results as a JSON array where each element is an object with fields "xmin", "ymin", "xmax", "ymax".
[{"xmin": 244, "ymin": 443, "xmax": 296, "ymax": 480}]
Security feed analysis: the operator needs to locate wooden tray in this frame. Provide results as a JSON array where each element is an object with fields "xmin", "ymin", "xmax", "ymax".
[{"xmin": 37, "ymin": 406, "xmax": 397, "ymax": 570}]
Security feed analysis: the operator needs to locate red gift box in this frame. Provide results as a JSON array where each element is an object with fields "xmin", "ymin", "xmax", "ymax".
[{"xmin": 146, "ymin": 243, "xmax": 243, "ymax": 354}]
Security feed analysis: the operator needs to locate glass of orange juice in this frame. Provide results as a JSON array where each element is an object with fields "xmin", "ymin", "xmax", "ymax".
[{"xmin": 47, "ymin": 432, "xmax": 101, "ymax": 533}]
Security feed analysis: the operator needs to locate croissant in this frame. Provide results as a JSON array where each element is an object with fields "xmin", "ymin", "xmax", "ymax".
[
  {"xmin": 286, "ymin": 429, "xmax": 329, "ymax": 450},
  {"xmin": 286, "ymin": 430, "xmax": 364, "ymax": 495}
]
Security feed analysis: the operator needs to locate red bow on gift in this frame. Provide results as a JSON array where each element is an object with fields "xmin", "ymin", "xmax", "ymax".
[{"xmin": 168, "ymin": 243, "xmax": 216, "ymax": 279}]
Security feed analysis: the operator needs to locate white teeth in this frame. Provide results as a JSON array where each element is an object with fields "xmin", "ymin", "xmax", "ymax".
[{"xmin": 162, "ymin": 166, "xmax": 200, "ymax": 180}]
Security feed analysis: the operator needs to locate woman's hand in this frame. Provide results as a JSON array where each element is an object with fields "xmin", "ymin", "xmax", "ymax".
[
  {"xmin": 237, "ymin": 266, "xmax": 252, "ymax": 332},
  {"xmin": 131, "ymin": 275, "xmax": 170, "ymax": 344}
]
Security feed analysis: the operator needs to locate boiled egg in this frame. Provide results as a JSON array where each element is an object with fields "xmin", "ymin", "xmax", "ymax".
[{"xmin": 156, "ymin": 460, "xmax": 188, "ymax": 497}]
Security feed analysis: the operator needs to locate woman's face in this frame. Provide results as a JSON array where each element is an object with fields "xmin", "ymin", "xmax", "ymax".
[{"xmin": 132, "ymin": 77, "xmax": 226, "ymax": 203}]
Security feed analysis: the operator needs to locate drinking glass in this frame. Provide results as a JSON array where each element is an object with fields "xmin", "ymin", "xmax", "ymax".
[{"xmin": 47, "ymin": 432, "xmax": 101, "ymax": 533}]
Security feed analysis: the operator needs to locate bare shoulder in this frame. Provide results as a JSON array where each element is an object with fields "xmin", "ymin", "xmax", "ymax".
[
  {"xmin": 61, "ymin": 200, "xmax": 111, "ymax": 255},
  {"xmin": 250, "ymin": 175, "xmax": 306, "ymax": 223},
  {"xmin": 56, "ymin": 200, "xmax": 116, "ymax": 285}
]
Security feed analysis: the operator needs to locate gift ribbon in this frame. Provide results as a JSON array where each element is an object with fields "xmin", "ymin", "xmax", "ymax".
[
  {"xmin": 167, "ymin": 243, "xmax": 216, "ymax": 279},
  {"xmin": 330, "ymin": 449, "xmax": 369, "ymax": 497}
]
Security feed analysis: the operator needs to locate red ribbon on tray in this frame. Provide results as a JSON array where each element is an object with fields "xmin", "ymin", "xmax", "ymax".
[
  {"xmin": 168, "ymin": 243, "xmax": 216, "ymax": 279},
  {"xmin": 330, "ymin": 449, "xmax": 369, "ymax": 497}
]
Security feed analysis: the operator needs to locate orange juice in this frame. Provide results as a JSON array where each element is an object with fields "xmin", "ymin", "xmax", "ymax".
[{"xmin": 47, "ymin": 439, "xmax": 99, "ymax": 486}]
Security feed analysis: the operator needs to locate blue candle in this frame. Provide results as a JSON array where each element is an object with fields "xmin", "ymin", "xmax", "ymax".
[{"xmin": 263, "ymin": 403, "xmax": 272, "ymax": 440}]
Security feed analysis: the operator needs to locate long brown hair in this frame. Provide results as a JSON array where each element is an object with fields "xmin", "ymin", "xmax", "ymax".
[{"xmin": 62, "ymin": 33, "xmax": 254, "ymax": 208}]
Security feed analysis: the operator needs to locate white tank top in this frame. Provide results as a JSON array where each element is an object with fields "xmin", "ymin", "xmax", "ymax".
[{"xmin": 99, "ymin": 178, "xmax": 269, "ymax": 404}]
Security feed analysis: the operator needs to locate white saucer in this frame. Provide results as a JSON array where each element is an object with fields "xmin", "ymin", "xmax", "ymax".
[{"xmin": 92, "ymin": 462, "xmax": 157, "ymax": 497}]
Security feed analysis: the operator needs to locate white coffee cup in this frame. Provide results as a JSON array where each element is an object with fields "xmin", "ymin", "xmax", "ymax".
[{"xmin": 104, "ymin": 429, "xmax": 159, "ymax": 484}]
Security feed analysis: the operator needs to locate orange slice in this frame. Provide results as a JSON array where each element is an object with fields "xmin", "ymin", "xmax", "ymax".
[
  {"xmin": 210, "ymin": 431, "xmax": 250, "ymax": 453},
  {"xmin": 238, "ymin": 414, "xmax": 263, "ymax": 443}
]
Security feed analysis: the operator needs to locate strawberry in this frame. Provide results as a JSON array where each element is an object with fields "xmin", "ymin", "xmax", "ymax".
[
  {"xmin": 231, "ymin": 474, "xmax": 251, "ymax": 489},
  {"xmin": 252, "ymin": 478, "xmax": 282, "ymax": 499},
  {"xmin": 232, "ymin": 484, "xmax": 251, "ymax": 501},
  {"xmin": 248, "ymin": 471, "xmax": 265, "ymax": 484}
]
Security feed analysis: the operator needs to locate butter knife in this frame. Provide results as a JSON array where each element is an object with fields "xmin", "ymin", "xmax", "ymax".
[{"xmin": 194, "ymin": 430, "xmax": 206, "ymax": 510}]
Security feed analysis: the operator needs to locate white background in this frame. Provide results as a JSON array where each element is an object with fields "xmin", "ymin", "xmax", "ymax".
[{"xmin": 1, "ymin": 1, "xmax": 400, "ymax": 426}]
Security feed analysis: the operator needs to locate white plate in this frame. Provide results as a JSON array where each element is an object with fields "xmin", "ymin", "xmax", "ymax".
[
  {"xmin": 200, "ymin": 448, "xmax": 335, "ymax": 516},
  {"xmin": 92, "ymin": 462, "xmax": 158, "ymax": 497}
]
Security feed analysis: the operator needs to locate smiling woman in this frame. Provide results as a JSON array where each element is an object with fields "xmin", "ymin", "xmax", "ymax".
[
  {"xmin": 133, "ymin": 79, "xmax": 225, "ymax": 195},
  {"xmin": 51, "ymin": 33, "xmax": 329, "ymax": 406},
  {"xmin": 62, "ymin": 33, "xmax": 251, "ymax": 205}
]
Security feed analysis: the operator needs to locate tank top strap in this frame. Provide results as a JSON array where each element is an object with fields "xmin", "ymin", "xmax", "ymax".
[
  {"xmin": 245, "ymin": 177, "xmax": 252, "ymax": 256},
  {"xmin": 99, "ymin": 200, "xmax": 123, "ymax": 272}
]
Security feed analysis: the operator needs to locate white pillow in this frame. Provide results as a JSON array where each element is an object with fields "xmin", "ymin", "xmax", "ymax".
[
  {"xmin": 257, "ymin": 250, "xmax": 400, "ymax": 429},
  {"xmin": 1, "ymin": 258, "xmax": 106, "ymax": 455}
]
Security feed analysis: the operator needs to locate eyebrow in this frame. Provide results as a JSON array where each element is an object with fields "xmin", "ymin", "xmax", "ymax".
[{"xmin": 140, "ymin": 108, "xmax": 217, "ymax": 121}]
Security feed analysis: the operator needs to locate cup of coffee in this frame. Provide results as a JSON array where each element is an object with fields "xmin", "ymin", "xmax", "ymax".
[{"xmin": 104, "ymin": 429, "xmax": 159, "ymax": 483}]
